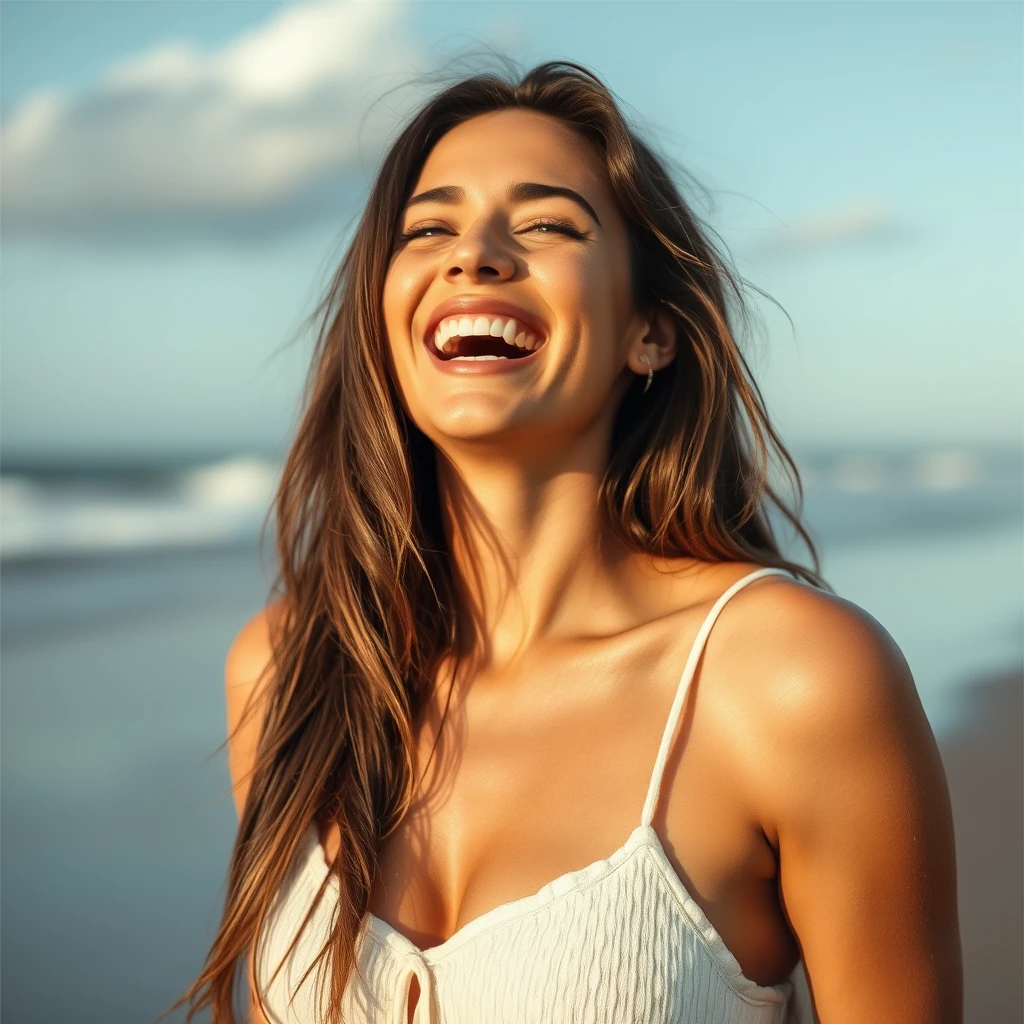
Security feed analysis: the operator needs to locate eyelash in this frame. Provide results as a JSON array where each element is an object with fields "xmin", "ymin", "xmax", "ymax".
[{"xmin": 398, "ymin": 218, "xmax": 586, "ymax": 244}]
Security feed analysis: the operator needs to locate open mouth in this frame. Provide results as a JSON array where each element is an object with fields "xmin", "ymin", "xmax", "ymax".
[{"xmin": 430, "ymin": 315, "xmax": 544, "ymax": 362}]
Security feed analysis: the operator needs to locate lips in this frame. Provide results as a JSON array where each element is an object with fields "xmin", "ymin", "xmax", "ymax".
[{"xmin": 423, "ymin": 296, "xmax": 548, "ymax": 355}]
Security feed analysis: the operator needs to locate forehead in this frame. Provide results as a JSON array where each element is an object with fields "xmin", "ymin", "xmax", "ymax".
[{"xmin": 413, "ymin": 109, "xmax": 610, "ymax": 201}]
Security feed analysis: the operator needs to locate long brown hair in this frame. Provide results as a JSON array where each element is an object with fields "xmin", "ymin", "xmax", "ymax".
[{"xmin": 172, "ymin": 57, "xmax": 823, "ymax": 1024}]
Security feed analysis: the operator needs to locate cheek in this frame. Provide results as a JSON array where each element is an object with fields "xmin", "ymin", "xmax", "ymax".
[
  {"xmin": 383, "ymin": 261, "xmax": 437, "ymax": 404},
  {"xmin": 535, "ymin": 249, "xmax": 629, "ymax": 378},
  {"xmin": 381, "ymin": 260, "xmax": 433, "ymax": 423},
  {"xmin": 382, "ymin": 260, "xmax": 422, "ymax": 358}
]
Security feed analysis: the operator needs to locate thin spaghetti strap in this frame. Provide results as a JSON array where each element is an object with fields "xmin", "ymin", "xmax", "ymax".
[{"xmin": 639, "ymin": 567, "xmax": 793, "ymax": 828}]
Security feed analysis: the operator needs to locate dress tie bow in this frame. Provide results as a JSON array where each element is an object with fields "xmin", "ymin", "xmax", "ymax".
[{"xmin": 392, "ymin": 949, "xmax": 436, "ymax": 1024}]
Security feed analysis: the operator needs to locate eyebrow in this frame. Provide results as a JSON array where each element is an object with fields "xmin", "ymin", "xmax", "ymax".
[{"xmin": 404, "ymin": 181, "xmax": 602, "ymax": 227}]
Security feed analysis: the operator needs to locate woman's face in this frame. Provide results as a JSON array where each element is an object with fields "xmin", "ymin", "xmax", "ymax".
[{"xmin": 382, "ymin": 108, "xmax": 657, "ymax": 454}]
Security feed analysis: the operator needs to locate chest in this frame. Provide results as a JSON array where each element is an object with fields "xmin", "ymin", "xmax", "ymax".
[{"xmin": 327, "ymin": 632, "xmax": 799, "ymax": 987}]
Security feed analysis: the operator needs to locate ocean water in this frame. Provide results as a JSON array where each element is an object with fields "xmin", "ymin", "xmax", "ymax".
[{"xmin": 1, "ymin": 447, "xmax": 1021, "ymax": 1023}]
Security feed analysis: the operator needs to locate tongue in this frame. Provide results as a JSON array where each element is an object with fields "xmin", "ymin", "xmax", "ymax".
[{"xmin": 447, "ymin": 334, "xmax": 525, "ymax": 359}]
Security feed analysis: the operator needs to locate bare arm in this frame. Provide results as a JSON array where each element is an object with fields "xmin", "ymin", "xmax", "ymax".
[
  {"xmin": 743, "ymin": 586, "xmax": 963, "ymax": 1022},
  {"xmin": 225, "ymin": 604, "xmax": 285, "ymax": 1024}
]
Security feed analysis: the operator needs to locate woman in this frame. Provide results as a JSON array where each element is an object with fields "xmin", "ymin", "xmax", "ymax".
[{"xmin": 177, "ymin": 61, "xmax": 961, "ymax": 1024}]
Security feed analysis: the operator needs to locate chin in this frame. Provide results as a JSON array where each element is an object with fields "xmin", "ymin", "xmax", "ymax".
[
  {"xmin": 426, "ymin": 418, "xmax": 522, "ymax": 450},
  {"xmin": 424, "ymin": 417, "xmax": 558, "ymax": 461},
  {"xmin": 417, "ymin": 394, "xmax": 529, "ymax": 442}
]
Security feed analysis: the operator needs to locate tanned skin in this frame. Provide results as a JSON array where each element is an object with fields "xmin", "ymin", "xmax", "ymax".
[{"xmin": 226, "ymin": 109, "xmax": 962, "ymax": 1023}]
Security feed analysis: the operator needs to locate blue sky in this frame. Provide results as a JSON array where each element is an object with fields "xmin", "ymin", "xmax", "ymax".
[{"xmin": 2, "ymin": 0, "xmax": 1021, "ymax": 458}]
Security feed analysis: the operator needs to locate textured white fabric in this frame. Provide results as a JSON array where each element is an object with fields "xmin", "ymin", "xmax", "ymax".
[{"xmin": 255, "ymin": 567, "xmax": 813, "ymax": 1024}]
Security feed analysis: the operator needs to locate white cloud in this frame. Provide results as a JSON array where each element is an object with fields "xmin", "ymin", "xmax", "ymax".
[
  {"xmin": 1, "ymin": 0, "xmax": 425, "ymax": 240},
  {"xmin": 753, "ymin": 201, "xmax": 918, "ymax": 256},
  {"xmin": 779, "ymin": 202, "xmax": 890, "ymax": 247}
]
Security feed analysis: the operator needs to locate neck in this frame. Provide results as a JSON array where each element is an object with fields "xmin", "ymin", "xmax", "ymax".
[{"xmin": 437, "ymin": 430, "xmax": 636, "ymax": 668}]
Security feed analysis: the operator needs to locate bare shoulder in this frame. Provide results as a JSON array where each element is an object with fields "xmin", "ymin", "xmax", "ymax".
[
  {"xmin": 225, "ymin": 597, "xmax": 291, "ymax": 819},
  {"xmin": 713, "ymin": 575, "xmax": 934, "ymax": 817},
  {"xmin": 724, "ymin": 573, "xmax": 919, "ymax": 710},
  {"xmin": 713, "ymin": 574, "xmax": 961, "ymax": 1019},
  {"xmin": 226, "ymin": 594, "xmax": 293, "ymax": 679},
  {"xmin": 225, "ymin": 600, "xmax": 293, "ymax": 1024}
]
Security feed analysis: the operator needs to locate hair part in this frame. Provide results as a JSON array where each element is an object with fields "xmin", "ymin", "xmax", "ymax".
[{"xmin": 170, "ymin": 56, "xmax": 823, "ymax": 1024}]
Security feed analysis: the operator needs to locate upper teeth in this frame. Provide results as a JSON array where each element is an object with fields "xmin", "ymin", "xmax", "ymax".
[{"xmin": 433, "ymin": 315, "xmax": 539, "ymax": 353}]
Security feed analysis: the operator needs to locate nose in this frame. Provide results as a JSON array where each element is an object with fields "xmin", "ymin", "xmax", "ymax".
[{"xmin": 444, "ymin": 220, "xmax": 516, "ymax": 283}]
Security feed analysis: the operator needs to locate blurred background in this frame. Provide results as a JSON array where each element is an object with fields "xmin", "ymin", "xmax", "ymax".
[{"xmin": 1, "ymin": 1, "xmax": 1020, "ymax": 1021}]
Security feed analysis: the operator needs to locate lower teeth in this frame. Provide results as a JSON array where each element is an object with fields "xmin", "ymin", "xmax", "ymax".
[{"xmin": 449, "ymin": 354, "xmax": 509, "ymax": 361}]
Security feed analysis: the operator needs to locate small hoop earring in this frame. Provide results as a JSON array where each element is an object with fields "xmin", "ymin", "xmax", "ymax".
[{"xmin": 639, "ymin": 353, "xmax": 654, "ymax": 394}]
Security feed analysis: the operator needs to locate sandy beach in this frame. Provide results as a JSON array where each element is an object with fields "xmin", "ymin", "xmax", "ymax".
[{"xmin": 939, "ymin": 669, "xmax": 1023, "ymax": 1023}]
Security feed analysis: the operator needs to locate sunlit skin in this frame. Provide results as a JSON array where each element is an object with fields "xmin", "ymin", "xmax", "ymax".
[
  {"xmin": 381, "ymin": 108, "xmax": 681, "ymax": 664},
  {"xmin": 228, "ymin": 109, "xmax": 962, "ymax": 1022}
]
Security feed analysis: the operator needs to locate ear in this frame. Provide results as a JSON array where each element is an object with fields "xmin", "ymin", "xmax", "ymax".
[{"xmin": 626, "ymin": 305, "xmax": 677, "ymax": 378}]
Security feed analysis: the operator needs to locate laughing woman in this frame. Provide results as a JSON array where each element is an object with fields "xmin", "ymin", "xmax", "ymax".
[{"xmin": 178, "ymin": 61, "xmax": 961, "ymax": 1024}]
